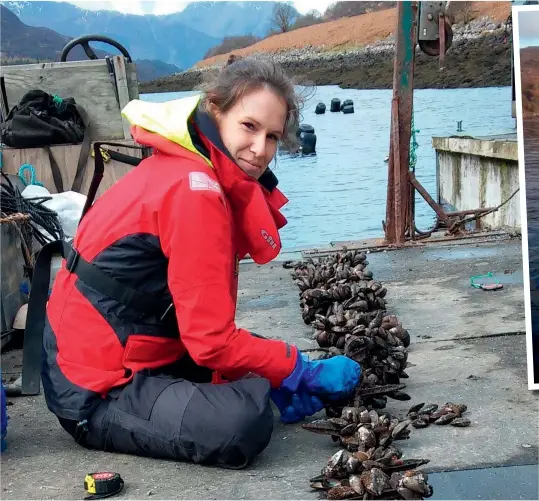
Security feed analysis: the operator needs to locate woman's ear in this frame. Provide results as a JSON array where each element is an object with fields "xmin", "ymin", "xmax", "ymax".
[{"xmin": 209, "ymin": 102, "xmax": 221, "ymax": 122}]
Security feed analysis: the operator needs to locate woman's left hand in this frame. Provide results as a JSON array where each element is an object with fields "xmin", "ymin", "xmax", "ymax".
[{"xmin": 270, "ymin": 387, "xmax": 324, "ymax": 424}]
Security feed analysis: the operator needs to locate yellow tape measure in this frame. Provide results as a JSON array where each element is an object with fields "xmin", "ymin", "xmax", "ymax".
[{"xmin": 84, "ymin": 472, "xmax": 124, "ymax": 500}]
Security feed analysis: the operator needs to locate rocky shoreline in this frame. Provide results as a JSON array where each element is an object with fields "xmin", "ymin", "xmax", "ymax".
[{"xmin": 140, "ymin": 17, "xmax": 512, "ymax": 93}]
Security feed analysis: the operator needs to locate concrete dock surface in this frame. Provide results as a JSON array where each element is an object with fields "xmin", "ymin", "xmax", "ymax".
[{"xmin": 1, "ymin": 238, "xmax": 538, "ymax": 500}]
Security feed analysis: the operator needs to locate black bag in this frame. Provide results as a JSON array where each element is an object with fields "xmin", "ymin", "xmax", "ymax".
[
  {"xmin": 0, "ymin": 88, "xmax": 91, "ymax": 193},
  {"xmin": 0, "ymin": 89, "xmax": 87, "ymax": 148}
]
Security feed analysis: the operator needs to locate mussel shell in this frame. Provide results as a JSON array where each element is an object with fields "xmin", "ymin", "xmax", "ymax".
[
  {"xmin": 326, "ymin": 485, "xmax": 357, "ymax": 500},
  {"xmin": 391, "ymin": 420, "xmax": 411, "ymax": 439},
  {"xmin": 341, "ymin": 406, "xmax": 359, "ymax": 423},
  {"xmin": 421, "ymin": 404, "xmax": 438, "ymax": 414},
  {"xmin": 397, "ymin": 486, "xmax": 422, "ymax": 500},
  {"xmin": 368, "ymin": 410, "xmax": 380, "ymax": 427},
  {"xmin": 357, "ymin": 426, "xmax": 377, "ymax": 448},
  {"xmin": 340, "ymin": 423, "xmax": 358, "ymax": 436},
  {"xmin": 450, "ymin": 417, "xmax": 471, "ymax": 427},
  {"xmin": 434, "ymin": 412, "xmax": 457, "ymax": 425},
  {"xmin": 349, "ymin": 474, "xmax": 364, "ymax": 495},
  {"xmin": 359, "ymin": 410, "xmax": 371, "ymax": 424},
  {"xmin": 402, "ymin": 476, "xmax": 430, "ymax": 495},
  {"xmin": 346, "ymin": 456, "xmax": 361, "ymax": 474},
  {"xmin": 412, "ymin": 419, "xmax": 429, "ymax": 429},
  {"xmin": 360, "ymin": 468, "xmax": 390, "ymax": 497}
]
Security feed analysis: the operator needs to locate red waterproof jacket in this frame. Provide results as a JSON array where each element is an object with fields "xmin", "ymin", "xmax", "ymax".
[{"xmin": 42, "ymin": 95, "xmax": 298, "ymax": 421}]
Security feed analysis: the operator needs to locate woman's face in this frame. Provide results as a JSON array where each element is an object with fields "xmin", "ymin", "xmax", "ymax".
[{"xmin": 212, "ymin": 87, "xmax": 287, "ymax": 179}]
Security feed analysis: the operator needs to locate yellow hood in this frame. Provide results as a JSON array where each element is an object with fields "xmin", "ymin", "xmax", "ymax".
[{"xmin": 121, "ymin": 94, "xmax": 211, "ymax": 166}]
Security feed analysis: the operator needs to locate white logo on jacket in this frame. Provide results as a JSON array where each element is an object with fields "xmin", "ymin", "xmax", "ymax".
[
  {"xmin": 189, "ymin": 172, "xmax": 222, "ymax": 194},
  {"xmin": 261, "ymin": 229, "xmax": 277, "ymax": 249}
]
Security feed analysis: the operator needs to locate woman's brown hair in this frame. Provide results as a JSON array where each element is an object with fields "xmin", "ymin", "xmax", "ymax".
[{"xmin": 198, "ymin": 56, "xmax": 306, "ymax": 152}]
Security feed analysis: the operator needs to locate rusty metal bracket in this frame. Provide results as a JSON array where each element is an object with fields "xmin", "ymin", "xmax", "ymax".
[
  {"xmin": 439, "ymin": 11, "xmax": 446, "ymax": 69},
  {"xmin": 408, "ymin": 173, "xmax": 451, "ymax": 228}
]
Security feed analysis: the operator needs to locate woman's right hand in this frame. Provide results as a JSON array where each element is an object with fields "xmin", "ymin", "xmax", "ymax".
[{"xmin": 280, "ymin": 353, "xmax": 361, "ymax": 401}]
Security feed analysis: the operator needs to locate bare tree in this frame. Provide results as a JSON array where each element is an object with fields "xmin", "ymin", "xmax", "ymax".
[
  {"xmin": 307, "ymin": 9, "xmax": 322, "ymax": 19},
  {"xmin": 446, "ymin": 1, "xmax": 474, "ymax": 25},
  {"xmin": 273, "ymin": 2, "xmax": 294, "ymax": 33}
]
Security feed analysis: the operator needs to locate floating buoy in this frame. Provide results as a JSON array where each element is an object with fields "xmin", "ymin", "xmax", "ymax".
[
  {"xmin": 340, "ymin": 99, "xmax": 354, "ymax": 111},
  {"xmin": 300, "ymin": 132, "xmax": 317, "ymax": 155},
  {"xmin": 315, "ymin": 102, "xmax": 326, "ymax": 114},
  {"xmin": 297, "ymin": 124, "xmax": 315, "ymax": 136},
  {"xmin": 330, "ymin": 98, "xmax": 341, "ymax": 112},
  {"xmin": 296, "ymin": 124, "xmax": 316, "ymax": 155}
]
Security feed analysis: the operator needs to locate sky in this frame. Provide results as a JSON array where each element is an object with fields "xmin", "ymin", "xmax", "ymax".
[
  {"xmin": 518, "ymin": 9, "xmax": 539, "ymax": 48},
  {"xmin": 59, "ymin": 0, "xmax": 336, "ymax": 16}
]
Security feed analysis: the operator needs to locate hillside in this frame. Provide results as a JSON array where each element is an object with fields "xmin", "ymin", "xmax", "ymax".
[
  {"xmin": 196, "ymin": 1, "xmax": 510, "ymax": 67},
  {"xmin": 141, "ymin": 1, "xmax": 513, "ymax": 93},
  {"xmin": 521, "ymin": 46, "xmax": 539, "ymax": 118},
  {"xmin": 0, "ymin": 1, "xmax": 290, "ymax": 69},
  {"xmin": 0, "ymin": 5, "xmax": 181, "ymax": 82},
  {"xmin": 0, "ymin": 4, "xmax": 84, "ymax": 61}
]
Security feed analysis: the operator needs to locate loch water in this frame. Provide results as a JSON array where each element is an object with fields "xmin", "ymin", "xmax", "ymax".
[{"xmin": 142, "ymin": 85, "xmax": 516, "ymax": 251}]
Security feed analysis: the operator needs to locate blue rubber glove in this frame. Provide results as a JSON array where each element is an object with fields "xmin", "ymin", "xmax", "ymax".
[
  {"xmin": 270, "ymin": 388, "xmax": 325, "ymax": 424},
  {"xmin": 281, "ymin": 353, "xmax": 361, "ymax": 401}
]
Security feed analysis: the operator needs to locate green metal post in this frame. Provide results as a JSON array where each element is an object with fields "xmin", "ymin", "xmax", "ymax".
[{"xmin": 385, "ymin": 1, "xmax": 418, "ymax": 245}]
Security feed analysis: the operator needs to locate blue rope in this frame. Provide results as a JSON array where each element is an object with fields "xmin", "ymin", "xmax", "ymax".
[
  {"xmin": 18, "ymin": 164, "xmax": 44, "ymax": 187},
  {"xmin": 52, "ymin": 94, "xmax": 63, "ymax": 108}
]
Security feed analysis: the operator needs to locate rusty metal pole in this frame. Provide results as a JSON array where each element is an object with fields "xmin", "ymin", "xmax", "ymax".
[{"xmin": 384, "ymin": 1, "xmax": 418, "ymax": 245}]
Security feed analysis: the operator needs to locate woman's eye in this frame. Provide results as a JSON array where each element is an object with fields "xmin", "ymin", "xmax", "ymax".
[
  {"xmin": 268, "ymin": 134, "xmax": 279, "ymax": 141},
  {"xmin": 243, "ymin": 122, "xmax": 255, "ymax": 130}
]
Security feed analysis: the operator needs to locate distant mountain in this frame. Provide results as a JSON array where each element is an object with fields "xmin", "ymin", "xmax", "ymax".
[
  {"xmin": 0, "ymin": 1, "xmax": 219, "ymax": 68},
  {"xmin": 0, "ymin": 4, "xmax": 99, "ymax": 60},
  {"xmin": 135, "ymin": 59, "xmax": 182, "ymax": 82},
  {"xmin": 0, "ymin": 5, "xmax": 181, "ymax": 82},
  {"xmin": 166, "ymin": 1, "xmax": 298, "ymax": 39},
  {"xmin": 0, "ymin": 1, "xmax": 295, "ymax": 69}
]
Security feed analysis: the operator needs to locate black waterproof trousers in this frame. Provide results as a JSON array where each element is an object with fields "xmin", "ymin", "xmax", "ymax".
[{"xmin": 57, "ymin": 356, "xmax": 274, "ymax": 469}]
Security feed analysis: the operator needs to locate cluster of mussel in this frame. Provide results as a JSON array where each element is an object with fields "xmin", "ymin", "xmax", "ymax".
[
  {"xmin": 408, "ymin": 402, "xmax": 470, "ymax": 429},
  {"xmin": 301, "ymin": 399, "xmax": 470, "ymax": 499},
  {"xmin": 303, "ymin": 398, "xmax": 433, "ymax": 500},
  {"xmin": 283, "ymin": 250, "xmax": 469, "ymax": 500},
  {"xmin": 283, "ymin": 249, "xmax": 411, "ymax": 412}
]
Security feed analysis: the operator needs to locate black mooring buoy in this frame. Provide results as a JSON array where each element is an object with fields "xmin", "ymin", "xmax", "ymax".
[
  {"xmin": 330, "ymin": 98, "xmax": 341, "ymax": 112},
  {"xmin": 315, "ymin": 102, "xmax": 326, "ymax": 114}
]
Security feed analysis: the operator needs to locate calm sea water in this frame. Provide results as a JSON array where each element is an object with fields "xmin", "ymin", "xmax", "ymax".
[{"xmin": 141, "ymin": 86, "xmax": 516, "ymax": 251}]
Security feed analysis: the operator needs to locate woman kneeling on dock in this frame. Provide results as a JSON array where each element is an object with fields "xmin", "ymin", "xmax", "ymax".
[{"xmin": 41, "ymin": 57, "xmax": 361, "ymax": 469}]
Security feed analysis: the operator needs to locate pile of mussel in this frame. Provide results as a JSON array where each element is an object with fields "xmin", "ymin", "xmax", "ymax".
[
  {"xmin": 283, "ymin": 250, "xmax": 471, "ymax": 499},
  {"xmin": 303, "ymin": 399, "xmax": 432, "ymax": 500},
  {"xmin": 283, "ymin": 250, "xmax": 412, "ymax": 412},
  {"xmin": 302, "ymin": 399, "xmax": 470, "ymax": 499}
]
